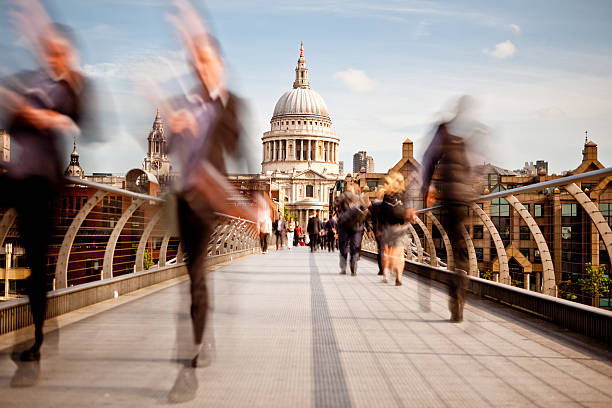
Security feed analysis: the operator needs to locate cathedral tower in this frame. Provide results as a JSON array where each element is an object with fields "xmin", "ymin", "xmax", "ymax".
[{"xmin": 143, "ymin": 108, "xmax": 171, "ymax": 177}]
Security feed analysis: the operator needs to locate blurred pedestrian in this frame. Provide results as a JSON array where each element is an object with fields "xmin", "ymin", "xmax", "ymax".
[
  {"xmin": 273, "ymin": 215, "xmax": 285, "ymax": 250},
  {"xmin": 335, "ymin": 183, "xmax": 368, "ymax": 275},
  {"xmin": 286, "ymin": 217, "xmax": 295, "ymax": 250},
  {"xmin": 307, "ymin": 210, "xmax": 320, "ymax": 252},
  {"xmin": 420, "ymin": 95, "xmax": 479, "ymax": 322},
  {"xmin": 325, "ymin": 216, "xmax": 337, "ymax": 252},
  {"xmin": 379, "ymin": 173, "xmax": 413, "ymax": 286},
  {"xmin": 0, "ymin": 0, "xmax": 93, "ymax": 386},
  {"xmin": 162, "ymin": 0, "xmax": 261, "ymax": 402},
  {"xmin": 259, "ymin": 213, "xmax": 272, "ymax": 254},
  {"xmin": 368, "ymin": 187, "xmax": 385, "ymax": 275}
]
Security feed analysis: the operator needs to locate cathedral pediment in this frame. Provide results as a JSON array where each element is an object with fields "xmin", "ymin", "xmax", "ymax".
[{"xmin": 292, "ymin": 168, "xmax": 334, "ymax": 180}]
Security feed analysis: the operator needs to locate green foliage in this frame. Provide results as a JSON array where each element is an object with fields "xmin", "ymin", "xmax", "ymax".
[
  {"xmin": 143, "ymin": 249, "xmax": 154, "ymax": 270},
  {"xmin": 558, "ymin": 280, "xmax": 579, "ymax": 301},
  {"xmin": 283, "ymin": 208, "xmax": 296, "ymax": 222},
  {"xmin": 480, "ymin": 270, "xmax": 493, "ymax": 281},
  {"xmin": 578, "ymin": 263, "xmax": 610, "ymax": 298}
]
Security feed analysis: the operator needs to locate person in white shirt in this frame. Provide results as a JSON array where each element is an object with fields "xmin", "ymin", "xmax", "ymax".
[{"xmin": 286, "ymin": 218, "xmax": 296, "ymax": 250}]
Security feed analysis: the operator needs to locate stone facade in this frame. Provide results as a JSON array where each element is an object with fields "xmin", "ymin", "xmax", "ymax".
[{"xmin": 230, "ymin": 42, "xmax": 341, "ymax": 226}]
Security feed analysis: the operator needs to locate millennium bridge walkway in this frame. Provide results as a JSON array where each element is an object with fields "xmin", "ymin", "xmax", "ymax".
[
  {"xmin": 1, "ymin": 247, "xmax": 611, "ymax": 407},
  {"xmin": 1, "ymin": 168, "xmax": 612, "ymax": 406}
]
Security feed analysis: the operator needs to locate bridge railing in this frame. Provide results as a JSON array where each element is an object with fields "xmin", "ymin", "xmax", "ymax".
[
  {"xmin": 363, "ymin": 167, "xmax": 612, "ymax": 308},
  {"xmin": 0, "ymin": 175, "xmax": 259, "ymax": 301}
]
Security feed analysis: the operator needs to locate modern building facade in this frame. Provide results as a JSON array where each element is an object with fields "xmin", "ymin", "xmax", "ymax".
[{"xmin": 353, "ymin": 151, "xmax": 374, "ymax": 173}]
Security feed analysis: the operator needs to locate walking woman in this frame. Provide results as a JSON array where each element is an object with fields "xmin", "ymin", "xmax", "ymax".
[{"xmin": 380, "ymin": 173, "xmax": 412, "ymax": 286}]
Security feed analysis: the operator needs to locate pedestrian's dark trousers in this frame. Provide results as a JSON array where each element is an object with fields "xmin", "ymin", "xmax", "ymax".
[
  {"xmin": 376, "ymin": 236, "xmax": 383, "ymax": 273},
  {"xmin": 310, "ymin": 234, "xmax": 318, "ymax": 252},
  {"xmin": 260, "ymin": 233, "xmax": 268, "ymax": 252},
  {"xmin": 275, "ymin": 232, "xmax": 282, "ymax": 249},
  {"xmin": 0, "ymin": 175, "xmax": 58, "ymax": 352},
  {"xmin": 338, "ymin": 228, "xmax": 363, "ymax": 262},
  {"xmin": 441, "ymin": 203, "xmax": 468, "ymax": 303},
  {"xmin": 327, "ymin": 232, "xmax": 336, "ymax": 252},
  {"xmin": 177, "ymin": 197, "xmax": 212, "ymax": 346}
]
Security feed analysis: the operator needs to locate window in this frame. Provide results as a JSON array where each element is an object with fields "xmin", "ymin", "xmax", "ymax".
[
  {"xmin": 519, "ymin": 248, "xmax": 530, "ymax": 260},
  {"xmin": 477, "ymin": 203, "xmax": 484, "ymax": 210},
  {"xmin": 306, "ymin": 185, "xmax": 314, "ymax": 198},
  {"xmin": 520, "ymin": 226, "xmax": 530, "ymax": 240},
  {"xmin": 534, "ymin": 249, "xmax": 541, "ymax": 262},
  {"xmin": 562, "ymin": 226, "xmax": 572, "ymax": 240},
  {"xmin": 523, "ymin": 203, "xmax": 530, "ymax": 213},
  {"xmin": 475, "ymin": 248, "xmax": 484, "ymax": 262},
  {"xmin": 599, "ymin": 203, "xmax": 611, "ymax": 217},
  {"xmin": 534, "ymin": 204, "xmax": 542, "ymax": 217},
  {"xmin": 562, "ymin": 203, "xmax": 577, "ymax": 217},
  {"xmin": 292, "ymin": 121, "xmax": 295, "ymax": 125},
  {"xmin": 473, "ymin": 225, "xmax": 484, "ymax": 239}
]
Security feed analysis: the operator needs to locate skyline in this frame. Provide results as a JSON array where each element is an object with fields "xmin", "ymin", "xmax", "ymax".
[{"xmin": 0, "ymin": 0, "xmax": 611, "ymax": 175}]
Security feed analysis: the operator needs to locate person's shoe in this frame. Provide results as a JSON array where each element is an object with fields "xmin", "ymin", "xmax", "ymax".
[
  {"xmin": 449, "ymin": 298, "xmax": 463, "ymax": 323},
  {"xmin": 350, "ymin": 261, "xmax": 357, "ymax": 276},
  {"xmin": 377, "ymin": 271, "xmax": 383, "ymax": 276},
  {"xmin": 168, "ymin": 367, "xmax": 198, "ymax": 404},
  {"xmin": 19, "ymin": 348, "xmax": 41, "ymax": 362},
  {"xmin": 339, "ymin": 270, "xmax": 346, "ymax": 275},
  {"xmin": 395, "ymin": 280, "xmax": 402, "ymax": 286},
  {"xmin": 382, "ymin": 277, "xmax": 388, "ymax": 283}
]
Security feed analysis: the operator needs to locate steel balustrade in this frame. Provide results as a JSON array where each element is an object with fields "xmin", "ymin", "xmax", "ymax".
[
  {"xmin": 0, "ymin": 174, "xmax": 260, "ymax": 333},
  {"xmin": 362, "ymin": 166, "xmax": 612, "ymax": 299}
]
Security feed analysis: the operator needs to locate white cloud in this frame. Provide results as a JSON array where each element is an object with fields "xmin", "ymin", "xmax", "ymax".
[
  {"xmin": 83, "ymin": 51, "xmax": 189, "ymax": 82},
  {"xmin": 483, "ymin": 40, "xmax": 516, "ymax": 59},
  {"xmin": 509, "ymin": 24, "xmax": 521, "ymax": 34},
  {"xmin": 333, "ymin": 69, "xmax": 378, "ymax": 93}
]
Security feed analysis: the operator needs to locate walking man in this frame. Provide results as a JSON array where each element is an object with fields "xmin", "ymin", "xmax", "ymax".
[
  {"xmin": 307, "ymin": 210, "xmax": 320, "ymax": 252},
  {"xmin": 335, "ymin": 183, "xmax": 368, "ymax": 275}
]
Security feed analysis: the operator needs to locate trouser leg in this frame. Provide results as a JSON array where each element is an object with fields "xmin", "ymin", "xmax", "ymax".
[
  {"xmin": 376, "ymin": 236, "xmax": 383, "ymax": 274},
  {"xmin": 443, "ymin": 204, "xmax": 468, "ymax": 321},
  {"xmin": 177, "ymin": 198, "xmax": 211, "ymax": 352},
  {"xmin": 17, "ymin": 178, "xmax": 57, "ymax": 353}
]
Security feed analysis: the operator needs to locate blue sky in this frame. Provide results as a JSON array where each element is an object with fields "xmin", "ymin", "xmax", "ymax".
[{"xmin": 1, "ymin": 0, "xmax": 611, "ymax": 175}]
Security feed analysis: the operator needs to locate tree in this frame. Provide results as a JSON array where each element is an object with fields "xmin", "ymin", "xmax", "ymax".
[
  {"xmin": 143, "ymin": 249, "xmax": 155, "ymax": 270},
  {"xmin": 578, "ymin": 263, "xmax": 610, "ymax": 306}
]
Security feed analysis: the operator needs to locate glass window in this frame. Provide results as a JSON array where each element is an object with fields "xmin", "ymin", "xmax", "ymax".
[
  {"xmin": 523, "ymin": 203, "xmax": 530, "ymax": 213},
  {"xmin": 520, "ymin": 226, "xmax": 530, "ymax": 240},
  {"xmin": 306, "ymin": 185, "xmax": 314, "ymax": 198},
  {"xmin": 599, "ymin": 203, "xmax": 610, "ymax": 217},
  {"xmin": 519, "ymin": 248, "xmax": 530, "ymax": 260},
  {"xmin": 534, "ymin": 204, "xmax": 542, "ymax": 217},
  {"xmin": 562, "ymin": 226, "xmax": 572, "ymax": 240},
  {"xmin": 475, "ymin": 248, "xmax": 483, "ymax": 262},
  {"xmin": 473, "ymin": 225, "xmax": 484, "ymax": 239},
  {"xmin": 534, "ymin": 249, "xmax": 541, "ymax": 262},
  {"xmin": 562, "ymin": 203, "xmax": 577, "ymax": 217}
]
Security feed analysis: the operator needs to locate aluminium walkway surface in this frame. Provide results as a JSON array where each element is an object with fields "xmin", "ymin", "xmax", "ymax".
[{"xmin": 1, "ymin": 247, "xmax": 611, "ymax": 407}]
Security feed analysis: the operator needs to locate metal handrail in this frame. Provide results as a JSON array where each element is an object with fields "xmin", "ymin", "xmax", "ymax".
[{"xmin": 416, "ymin": 166, "xmax": 612, "ymax": 214}]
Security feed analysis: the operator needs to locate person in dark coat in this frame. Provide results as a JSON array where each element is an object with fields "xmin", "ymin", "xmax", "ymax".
[
  {"xmin": 368, "ymin": 188, "xmax": 385, "ymax": 275},
  {"xmin": 334, "ymin": 183, "xmax": 368, "ymax": 275},
  {"xmin": 306, "ymin": 210, "xmax": 320, "ymax": 252},
  {"xmin": 163, "ymin": 2, "xmax": 260, "ymax": 402},
  {"xmin": 325, "ymin": 217, "xmax": 338, "ymax": 252},
  {"xmin": 420, "ymin": 95, "xmax": 478, "ymax": 322},
  {"xmin": 0, "ymin": 5, "xmax": 93, "ymax": 383}
]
